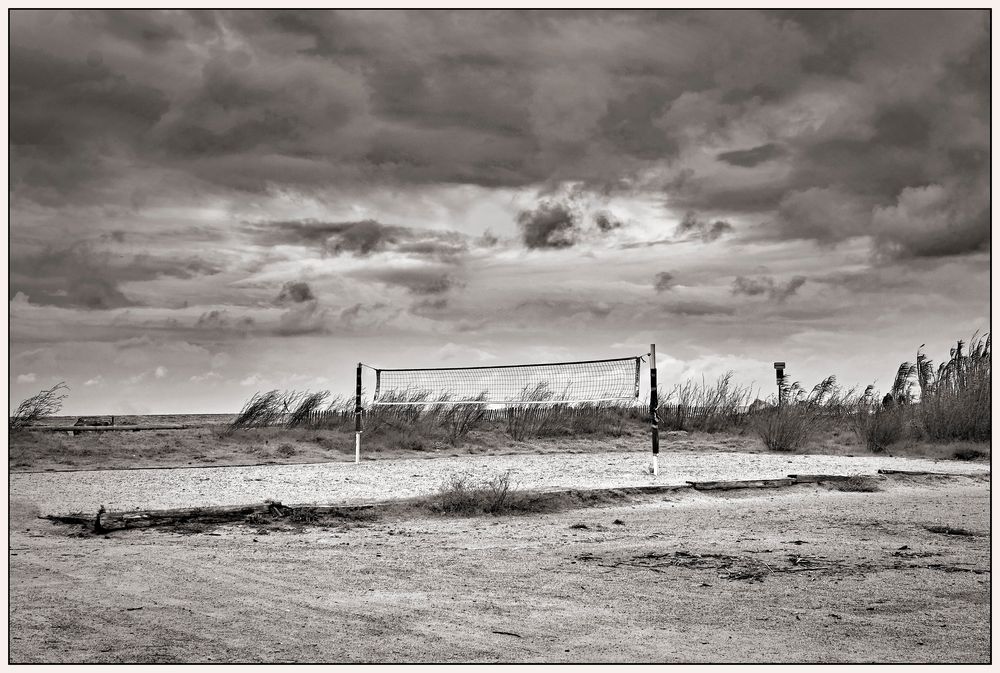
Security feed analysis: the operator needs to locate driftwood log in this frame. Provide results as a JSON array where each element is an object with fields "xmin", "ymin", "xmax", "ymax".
[
  {"xmin": 26, "ymin": 425, "xmax": 190, "ymax": 433},
  {"xmin": 786, "ymin": 474, "xmax": 857, "ymax": 483},
  {"xmin": 686, "ymin": 477, "xmax": 798, "ymax": 491},
  {"xmin": 44, "ymin": 500, "xmax": 378, "ymax": 533}
]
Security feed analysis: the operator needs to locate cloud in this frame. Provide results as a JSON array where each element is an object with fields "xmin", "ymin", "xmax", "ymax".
[
  {"xmin": 771, "ymin": 187, "xmax": 871, "ymax": 244},
  {"xmin": 195, "ymin": 310, "xmax": 255, "ymax": 333},
  {"xmin": 732, "ymin": 275, "xmax": 807, "ymax": 303},
  {"xmin": 154, "ymin": 365, "xmax": 168, "ymax": 379},
  {"xmin": 653, "ymin": 272, "xmax": 676, "ymax": 292},
  {"xmin": 240, "ymin": 372, "xmax": 264, "ymax": 387},
  {"xmin": 249, "ymin": 219, "xmax": 469, "ymax": 261},
  {"xmin": 274, "ymin": 301, "xmax": 329, "ymax": 336},
  {"xmin": 16, "ymin": 373, "xmax": 37, "ymax": 384},
  {"xmin": 517, "ymin": 202, "xmax": 579, "ymax": 249},
  {"xmin": 276, "ymin": 281, "xmax": 316, "ymax": 304},
  {"xmin": 871, "ymin": 180, "xmax": 989, "ymax": 258},
  {"xmin": 716, "ymin": 143, "xmax": 785, "ymax": 168},
  {"xmin": 355, "ymin": 267, "xmax": 461, "ymax": 295},
  {"xmin": 675, "ymin": 212, "xmax": 733, "ymax": 243},
  {"xmin": 594, "ymin": 211, "xmax": 624, "ymax": 232},
  {"xmin": 9, "ymin": 241, "xmax": 223, "ymax": 309},
  {"xmin": 84, "ymin": 376, "xmax": 103, "ymax": 386},
  {"xmin": 190, "ymin": 371, "xmax": 222, "ymax": 383}
]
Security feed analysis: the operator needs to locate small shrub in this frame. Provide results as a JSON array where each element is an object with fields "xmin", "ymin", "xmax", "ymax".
[
  {"xmin": 275, "ymin": 443, "xmax": 297, "ymax": 457},
  {"xmin": 10, "ymin": 382, "xmax": 69, "ymax": 431},
  {"xmin": 953, "ymin": 448, "xmax": 986, "ymax": 461},
  {"xmin": 428, "ymin": 471, "xmax": 517, "ymax": 515},
  {"xmin": 847, "ymin": 399, "xmax": 909, "ymax": 453},
  {"xmin": 750, "ymin": 403, "xmax": 814, "ymax": 452},
  {"xmin": 915, "ymin": 334, "xmax": 991, "ymax": 441}
]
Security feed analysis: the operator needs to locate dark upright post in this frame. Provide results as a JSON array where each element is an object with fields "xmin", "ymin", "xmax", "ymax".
[
  {"xmin": 650, "ymin": 343, "xmax": 659, "ymax": 476},
  {"xmin": 355, "ymin": 363, "xmax": 363, "ymax": 463},
  {"xmin": 774, "ymin": 362, "xmax": 785, "ymax": 407}
]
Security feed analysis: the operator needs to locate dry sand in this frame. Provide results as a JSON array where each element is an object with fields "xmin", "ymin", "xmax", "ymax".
[
  {"xmin": 10, "ymin": 472, "xmax": 991, "ymax": 663},
  {"xmin": 12, "ymin": 450, "xmax": 990, "ymax": 515}
]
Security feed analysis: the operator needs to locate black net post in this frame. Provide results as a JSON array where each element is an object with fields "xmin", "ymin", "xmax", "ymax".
[
  {"xmin": 650, "ymin": 344, "xmax": 659, "ymax": 476},
  {"xmin": 355, "ymin": 363, "xmax": 362, "ymax": 463}
]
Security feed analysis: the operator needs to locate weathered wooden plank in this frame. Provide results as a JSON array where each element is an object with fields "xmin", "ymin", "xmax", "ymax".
[
  {"xmin": 877, "ymin": 469, "xmax": 950, "ymax": 476},
  {"xmin": 22, "ymin": 425, "xmax": 191, "ymax": 432},
  {"xmin": 787, "ymin": 474, "xmax": 856, "ymax": 483},
  {"xmin": 686, "ymin": 478, "xmax": 797, "ymax": 491}
]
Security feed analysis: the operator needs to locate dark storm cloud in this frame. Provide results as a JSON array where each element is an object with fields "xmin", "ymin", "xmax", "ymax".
[
  {"xmin": 10, "ymin": 242, "xmax": 222, "ymax": 309},
  {"xmin": 276, "ymin": 281, "xmax": 315, "ymax": 304},
  {"xmin": 732, "ymin": 275, "xmax": 806, "ymax": 303},
  {"xmin": 517, "ymin": 202, "xmax": 579, "ymax": 249},
  {"xmin": 274, "ymin": 301, "xmax": 329, "ymax": 336},
  {"xmin": 195, "ymin": 309, "xmax": 254, "ymax": 332},
  {"xmin": 87, "ymin": 10, "xmax": 186, "ymax": 50},
  {"xmin": 716, "ymin": 143, "xmax": 785, "ymax": 168},
  {"xmin": 675, "ymin": 212, "xmax": 733, "ymax": 243},
  {"xmin": 10, "ymin": 42, "xmax": 170, "ymax": 201},
  {"xmin": 351, "ymin": 267, "xmax": 462, "ymax": 296},
  {"xmin": 512, "ymin": 298, "xmax": 613, "ymax": 321},
  {"xmin": 663, "ymin": 300, "xmax": 735, "ymax": 317},
  {"xmin": 594, "ymin": 211, "xmax": 624, "ymax": 233},
  {"xmin": 9, "ymin": 10, "xmax": 989, "ymax": 262},
  {"xmin": 249, "ymin": 219, "xmax": 468, "ymax": 260},
  {"xmin": 653, "ymin": 272, "xmax": 676, "ymax": 292}
]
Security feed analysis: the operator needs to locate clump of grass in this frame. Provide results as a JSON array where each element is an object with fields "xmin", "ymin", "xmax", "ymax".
[
  {"xmin": 750, "ymin": 375, "xmax": 853, "ymax": 452},
  {"xmin": 428, "ymin": 471, "xmax": 517, "ymax": 515},
  {"xmin": 286, "ymin": 391, "xmax": 331, "ymax": 428},
  {"xmin": 439, "ymin": 392, "xmax": 488, "ymax": 445},
  {"xmin": 750, "ymin": 403, "xmax": 814, "ymax": 452},
  {"xmin": 10, "ymin": 381, "xmax": 69, "ymax": 431},
  {"xmin": 952, "ymin": 447, "xmax": 986, "ymax": 461},
  {"xmin": 504, "ymin": 383, "xmax": 558, "ymax": 441},
  {"xmin": 846, "ymin": 386, "xmax": 911, "ymax": 453},
  {"xmin": 275, "ymin": 443, "xmax": 297, "ymax": 457},
  {"xmin": 659, "ymin": 372, "xmax": 756, "ymax": 433},
  {"xmin": 829, "ymin": 475, "xmax": 882, "ymax": 492},
  {"xmin": 915, "ymin": 334, "xmax": 990, "ymax": 442},
  {"xmin": 228, "ymin": 390, "xmax": 287, "ymax": 433}
]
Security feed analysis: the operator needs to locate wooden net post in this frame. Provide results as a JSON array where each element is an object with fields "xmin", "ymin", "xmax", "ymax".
[
  {"xmin": 355, "ymin": 363, "xmax": 363, "ymax": 464},
  {"xmin": 650, "ymin": 344, "xmax": 659, "ymax": 476}
]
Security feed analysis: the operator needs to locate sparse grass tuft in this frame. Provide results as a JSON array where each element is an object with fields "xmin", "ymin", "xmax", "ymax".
[
  {"xmin": 427, "ymin": 471, "xmax": 517, "ymax": 515},
  {"xmin": 828, "ymin": 475, "xmax": 882, "ymax": 492}
]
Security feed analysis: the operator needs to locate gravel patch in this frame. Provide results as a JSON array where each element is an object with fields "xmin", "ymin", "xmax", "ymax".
[{"xmin": 12, "ymin": 451, "xmax": 990, "ymax": 517}]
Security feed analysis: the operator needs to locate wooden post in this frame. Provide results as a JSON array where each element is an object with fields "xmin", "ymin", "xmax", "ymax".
[
  {"xmin": 774, "ymin": 362, "xmax": 785, "ymax": 406},
  {"xmin": 650, "ymin": 344, "xmax": 659, "ymax": 476},
  {"xmin": 355, "ymin": 363, "xmax": 363, "ymax": 464}
]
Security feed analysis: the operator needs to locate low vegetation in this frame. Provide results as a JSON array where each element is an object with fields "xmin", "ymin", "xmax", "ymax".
[
  {"xmin": 13, "ymin": 334, "xmax": 987, "ymax": 470},
  {"xmin": 10, "ymin": 382, "xmax": 69, "ymax": 431},
  {"xmin": 915, "ymin": 334, "xmax": 990, "ymax": 442},
  {"xmin": 828, "ymin": 475, "xmax": 883, "ymax": 492},
  {"xmin": 658, "ymin": 372, "xmax": 756, "ymax": 433}
]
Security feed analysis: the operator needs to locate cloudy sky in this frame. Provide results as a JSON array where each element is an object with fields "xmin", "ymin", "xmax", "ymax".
[{"xmin": 9, "ymin": 9, "xmax": 990, "ymax": 415}]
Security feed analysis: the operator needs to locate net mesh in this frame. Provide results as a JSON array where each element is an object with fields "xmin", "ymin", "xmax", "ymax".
[{"xmin": 371, "ymin": 357, "xmax": 642, "ymax": 406}]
